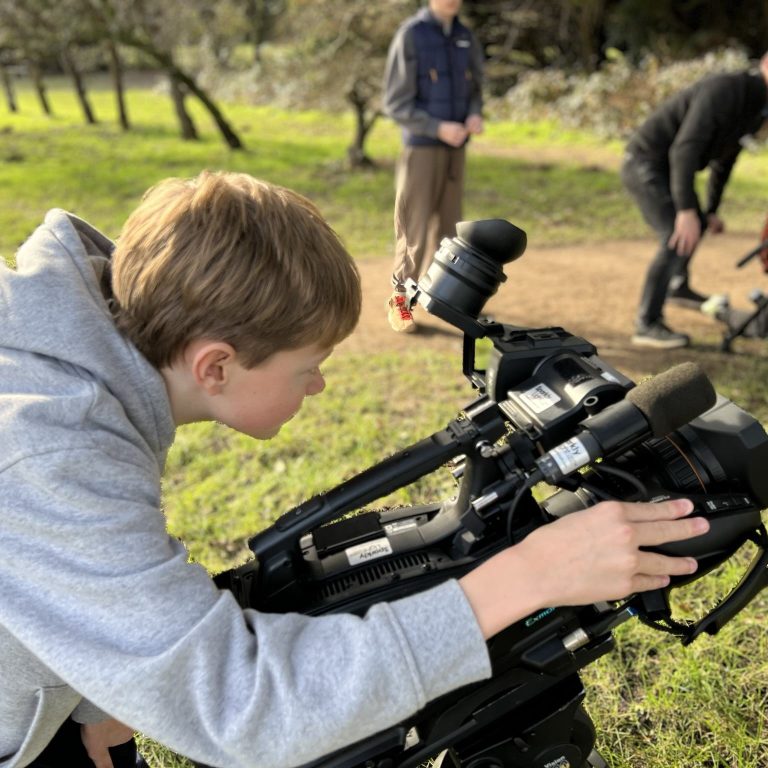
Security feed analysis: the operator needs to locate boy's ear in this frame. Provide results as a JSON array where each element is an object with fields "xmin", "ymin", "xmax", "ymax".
[{"xmin": 190, "ymin": 341, "xmax": 238, "ymax": 395}]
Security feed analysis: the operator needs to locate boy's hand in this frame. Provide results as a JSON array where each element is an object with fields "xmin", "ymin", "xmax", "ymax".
[
  {"xmin": 437, "ymin": 121, "xmax": 469, "ymax": 147},
  {"xmin": 706, "ymin": 212, "xmax": 725, "ymax": 234},
  {"xmin": 460, "ymin": 499, "xmax": 708, "ymax": 640},
  {"xmin": 465, "ymin": 114, "xmax": 484, "ymax": 135},
  {"xmin": 668, "ymin": 209, "xmax": 701, "ymax": 256},
  {"xmin": 80, "ymin": 719, "xmax": 135, "ymax": 768}
]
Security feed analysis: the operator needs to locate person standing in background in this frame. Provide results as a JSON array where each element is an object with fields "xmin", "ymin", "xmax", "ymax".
[
  {"xmin": 622, "ymin": 53, "xmax": 768, "ymax": 349},
  {"xmin": 383, "ymin": 0, "xmax": 484, "ymax": 333}
]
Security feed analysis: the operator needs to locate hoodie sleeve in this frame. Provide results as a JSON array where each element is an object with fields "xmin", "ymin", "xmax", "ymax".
[
  {"xmin": 383, "ymin": 24, "xmax": 442, "ymax": 138},
  {"xmin": 0, "ymin": 447, "xmax": 490, "ymax": 768},
  {"xmin": 467, "ymin": 31, "xmax": 484, "ymax": 118},
  {"xmin": 71, "ymin": 698, "xmax": 111, "ymax": 725}
]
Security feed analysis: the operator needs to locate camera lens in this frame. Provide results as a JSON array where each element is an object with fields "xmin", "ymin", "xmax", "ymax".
[{"xmin": 417, "ymin": 219, "xmax": 527, "ymax": 319}]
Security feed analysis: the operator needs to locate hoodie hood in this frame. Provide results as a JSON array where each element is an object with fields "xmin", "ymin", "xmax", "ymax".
[{"xmin": 0, "ymin": 209, "xmax": 174, "ymax": 461}]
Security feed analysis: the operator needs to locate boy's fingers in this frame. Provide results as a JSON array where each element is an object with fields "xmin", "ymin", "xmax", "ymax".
[
  {"xmin": 636, "ymin": 516, "xmax": 709, "ymax": 547},
  {"xmin": 620, "ymin": 498, "xmax": 694, "ymax": 522},
  {"xmin": 638, "ymin": 551, "xmax": 698, "ymax": 577},
  {"xmin": 630, "ymin": 574, "xmax": 672, "ymax": 593},
  {"xmin": 84, "ymin": 746, "xmax": 113, "ymax": 768}
]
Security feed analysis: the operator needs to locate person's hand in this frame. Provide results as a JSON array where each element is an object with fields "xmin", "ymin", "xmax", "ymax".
[
  {"xmin": 668, "ymin": 209, "xmax": 701, "ymax": 256},
  {"xmin": 465, "ymin": 114, "xmax": 484, "ymax": 135},
  {"xmin": 437, "ymin": 121, "xmax": 469, "ymax": 147},
  {"xmin": 460, "ymin": 498, "xmax": 708, "ymax": 639},
  {"xmin": 706, "ymin": 212, "xmax": 725, "ymax": 234},
  {"xmin": 80, "ymin": 719, "xmax": 135, "ymax": 768}
]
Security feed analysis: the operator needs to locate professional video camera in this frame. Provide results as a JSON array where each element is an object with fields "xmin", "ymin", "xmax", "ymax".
[{"xmin": 217, "ymin": 220, "xmax": 768, "ymax": 768}]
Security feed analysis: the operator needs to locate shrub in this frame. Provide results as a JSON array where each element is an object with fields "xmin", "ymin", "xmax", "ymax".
[{"xmin": 490, "ymin": 47, "xmax": 753, "ymax": 139}]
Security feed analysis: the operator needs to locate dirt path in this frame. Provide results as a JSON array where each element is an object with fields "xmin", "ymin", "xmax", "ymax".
[{"xmin": 341, "ymin": 232, "xmax": 767, "ymax": 379}]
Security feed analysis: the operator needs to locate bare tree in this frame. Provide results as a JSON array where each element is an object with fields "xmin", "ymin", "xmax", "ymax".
[
  {"xmin": 169, "ymin": 73, "xmax": 198, "ymax": 140},
  {"xmin": 104, "ymin": 37, "xmax": 130, "ymax": 130},
  {"xmin": 86, "ymin": 0, "xmax": 243, "ymax": 148},
  {"xmin": 59, "ymin": 45, "xmax": 97, "ymax": 124},
  {"xmin": 29, "ymin": 61, "xmax": 52, "ymax": 116},
  {"xmin": 0, "ymin": 61, "xmax": 16, "ymax": 113},
  {"xmin": 6, "ymin": 0, "xmax": 102, "ymax": 124},
  {"xmin": 0, "ymin": 1, "xmax": 54, "ymax": 116},
  {"xmin": 244, "ymin": 0, "xmax": 285, "ymax": 64},
  {"xmin": 280, "ymin": 0, "xmax": 414, "ymax": 167}
]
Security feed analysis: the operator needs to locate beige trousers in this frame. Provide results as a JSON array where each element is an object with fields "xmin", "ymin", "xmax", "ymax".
[{"xmin": 392, "ymin": 144, "xmax": 466, "ymax": 288}]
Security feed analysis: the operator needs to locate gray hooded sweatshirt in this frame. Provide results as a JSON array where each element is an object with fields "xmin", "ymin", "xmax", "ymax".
[{"xmin": 0, "ymin": 210, "xmax": 491, "ymax": 768}]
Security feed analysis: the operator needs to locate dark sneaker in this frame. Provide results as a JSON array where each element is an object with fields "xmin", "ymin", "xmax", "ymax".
[
  {"xmin": 631, "ymin": 321, "xmax": 690, "ymax": 349},
  {"xmin": 387, "ymin": 292, "xmax": 416, "ymax": 333},
  {"xmin": 667, "ymin": 284, "xmax": 710, "ymax": 310}
]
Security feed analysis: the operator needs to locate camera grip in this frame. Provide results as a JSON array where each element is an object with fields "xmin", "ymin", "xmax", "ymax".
[
  {"xmin": 683, "ymin": 535, "xmax": 768, "ymax": 643},
  {"xmin": 650, "ymin": 494, "xmax": 761, "ymax": 561}
]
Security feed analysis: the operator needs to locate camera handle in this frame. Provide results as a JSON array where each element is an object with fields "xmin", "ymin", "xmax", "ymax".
[
  {"xmin": 244, "ymin": 396, "xmax": 508, "ymax": 603},
  {"xmin": 683, "ymin": 525, "xmax": 768, "ymax": 644},
  {"xmin": 683, "ymin": 526, "xmax": 768, "ymax": 645},
  {"xmin": 632, "ymin": 510, "xmax": 768, "ymax": 643}
]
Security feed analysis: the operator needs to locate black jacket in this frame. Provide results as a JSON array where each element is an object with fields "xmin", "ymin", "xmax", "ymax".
[{"xmin": 627, "ymin": 71, "xmax": 768, "ymax": 214}]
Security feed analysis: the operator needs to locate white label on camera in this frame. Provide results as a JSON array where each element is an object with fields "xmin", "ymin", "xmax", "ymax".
[
  {"xmin": 519, "ymin": 383, "xmax": 561, "ymax": 413},
  {"xmin": 384, "ymin": 519, "xmax": 418, "ymax": 535},
  {"xmin": 346, "ymin": 538, "xmax": 393, "ymax": 566},
  {"xmin": 548, "ymin": 438, "xmax": 590, "ymax": 475}
]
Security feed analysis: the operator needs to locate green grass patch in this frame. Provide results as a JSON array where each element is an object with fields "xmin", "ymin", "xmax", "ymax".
[{"xmin": 4, "ymin": 77, "xmax": 768, "ymax": 269}]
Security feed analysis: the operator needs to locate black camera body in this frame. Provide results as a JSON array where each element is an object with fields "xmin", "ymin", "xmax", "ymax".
[{"xmin": 218, "ymin": 221, "xmax": 768, "ymax": 768}]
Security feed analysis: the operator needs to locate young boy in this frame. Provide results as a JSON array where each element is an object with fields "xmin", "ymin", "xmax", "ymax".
[{"xmin": 0, "ymin": 171, "xmax": 708, "ymax": 768}]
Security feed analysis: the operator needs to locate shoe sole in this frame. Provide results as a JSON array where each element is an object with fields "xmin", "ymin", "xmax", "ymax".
[
  {"xmin": 389, "ymin": 322, "xmax": 417, "ymax": 333},
  {"xmin": 630, "ymin": 334, "xmax": 689, "ymax": 349}
]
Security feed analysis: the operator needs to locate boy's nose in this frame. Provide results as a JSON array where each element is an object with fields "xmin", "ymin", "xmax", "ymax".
[{"xmin": 307, "ymin": 373, "xmax": 326, "ymax": 396}]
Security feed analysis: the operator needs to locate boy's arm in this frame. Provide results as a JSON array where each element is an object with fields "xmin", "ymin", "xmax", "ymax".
[
  {"xmin": 0, "ymin": 448, "xmax": 489, "ymax": 768},
  {"xmin": 80, "ymin": 719, "xmax": 135, "ymax": 768},
  {"xmin": 705, "ymin": 144, "xmax": 742, "ymax": 216},
  {"xmin": 383, "ymin": 25, "xmax": 442, "ymax": 138},
  {"xmin": 467, "ymin": 30, "xmax": 485, "ymax": 120},
  {"xmin": 1, "ymin": 447, "xmax": 706, "ymax": 768},
  {"xmin": 668, "ymin": 78, "xmax": 738, "ymax": 212}
]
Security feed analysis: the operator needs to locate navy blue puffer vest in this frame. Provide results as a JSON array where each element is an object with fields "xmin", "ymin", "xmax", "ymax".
[{"xmin": 406, "ymin": 11, "xmax": 475, "ymax": 147}]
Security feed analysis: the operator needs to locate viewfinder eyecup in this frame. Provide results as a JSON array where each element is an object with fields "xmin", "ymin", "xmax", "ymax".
[{"xmin": 410, "ymin": 219, "xmax": 527, "ymax": 335}]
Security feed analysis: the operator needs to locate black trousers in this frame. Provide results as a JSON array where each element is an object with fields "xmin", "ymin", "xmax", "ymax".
[
  {"xmin": 27, "ymin": 717, "xmax": 146, "ymax": 768},
  {"xmin": 620, "ymin": 152, "xmax": 705, "ymax": 327}
]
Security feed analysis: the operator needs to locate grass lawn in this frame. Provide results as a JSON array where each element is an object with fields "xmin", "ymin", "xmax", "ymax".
[{"xmin": 2, "ymin": 76, "xmax": 768, "ymax": 767}]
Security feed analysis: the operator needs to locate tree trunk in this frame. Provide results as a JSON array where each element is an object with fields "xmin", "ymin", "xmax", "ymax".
[
  {"xmin": 246, "ymin": 0, "xmax": 271, "ymax": 65},
  {"xmin": 60, "ymin": 48, "xmax": 97, "ymax": 125},
  {"xmin": 105, "ymin": 39, "xmax": 130, "ymax": 130},
  {"xmin": 169, "ymin": 66, "xmax": 244, "ymax": 149},
  {"xmin": 30, "ymin": 62, "xmax": 52, "ymax": 116},
  {"xmin": 346, "ymin": 83, "xmax": 379, "ymax": 168},
  {"xmin": 1, "ymin": 64, "xmax": 17, "ymax": 113},
  {"xmin": 118, "ymin": 35, "xmax": 244, "ymax": 150},
  {"xmin": 169, "ymin": 72, "xmax": 198, "ymax": 140}
]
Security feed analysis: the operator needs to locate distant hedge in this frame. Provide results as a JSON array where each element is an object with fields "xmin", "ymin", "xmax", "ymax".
[{"xmin": 490, "ymin": 48, "xmax": 754, "ymax": 139}]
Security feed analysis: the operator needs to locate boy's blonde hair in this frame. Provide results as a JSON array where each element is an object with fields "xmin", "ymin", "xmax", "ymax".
[{"xmin": 111, "ymin": 171, "xmax": 361, "ymax": 369}]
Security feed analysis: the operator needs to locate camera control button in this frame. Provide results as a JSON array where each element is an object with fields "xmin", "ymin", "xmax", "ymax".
[{"xmin": 701, "ymin": 494, "xmax": 753, "ymax": 513}]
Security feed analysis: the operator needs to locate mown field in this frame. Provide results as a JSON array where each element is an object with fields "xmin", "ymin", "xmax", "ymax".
[{"xmin": 2, "ymin": 76, "xmax": 768, "ymax": 768}]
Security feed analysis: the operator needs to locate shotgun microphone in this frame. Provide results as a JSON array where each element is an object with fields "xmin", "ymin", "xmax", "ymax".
[{"xmin": 535, "ymin": 363, "xmax": 717, "ymax": 483}]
